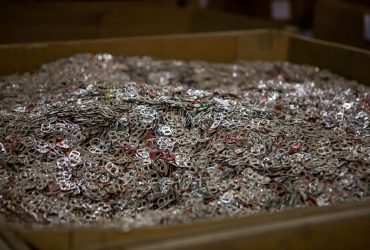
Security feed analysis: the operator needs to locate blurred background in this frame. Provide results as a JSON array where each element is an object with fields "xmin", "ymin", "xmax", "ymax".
[{"xmin": 0, "ymin": 0, "xmax": 369, "ymax": 50}]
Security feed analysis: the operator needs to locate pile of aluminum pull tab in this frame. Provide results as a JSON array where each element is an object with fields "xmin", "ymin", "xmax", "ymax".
[{"xmin": 0, "ymin": 54, "xmax": 369, "ymax": 229}]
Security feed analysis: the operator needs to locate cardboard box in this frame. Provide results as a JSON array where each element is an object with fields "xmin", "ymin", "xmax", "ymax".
[
  {"xmin": 0, "ymin": 1, "xmax": 283, "ymax": 44},
  {"xmin": 0, "ymin": 29, "xmax": 370, "ymax": 249},
  {"xmin": 314, "ymin": 0, "xmax": 370, "ymax": 50}
]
